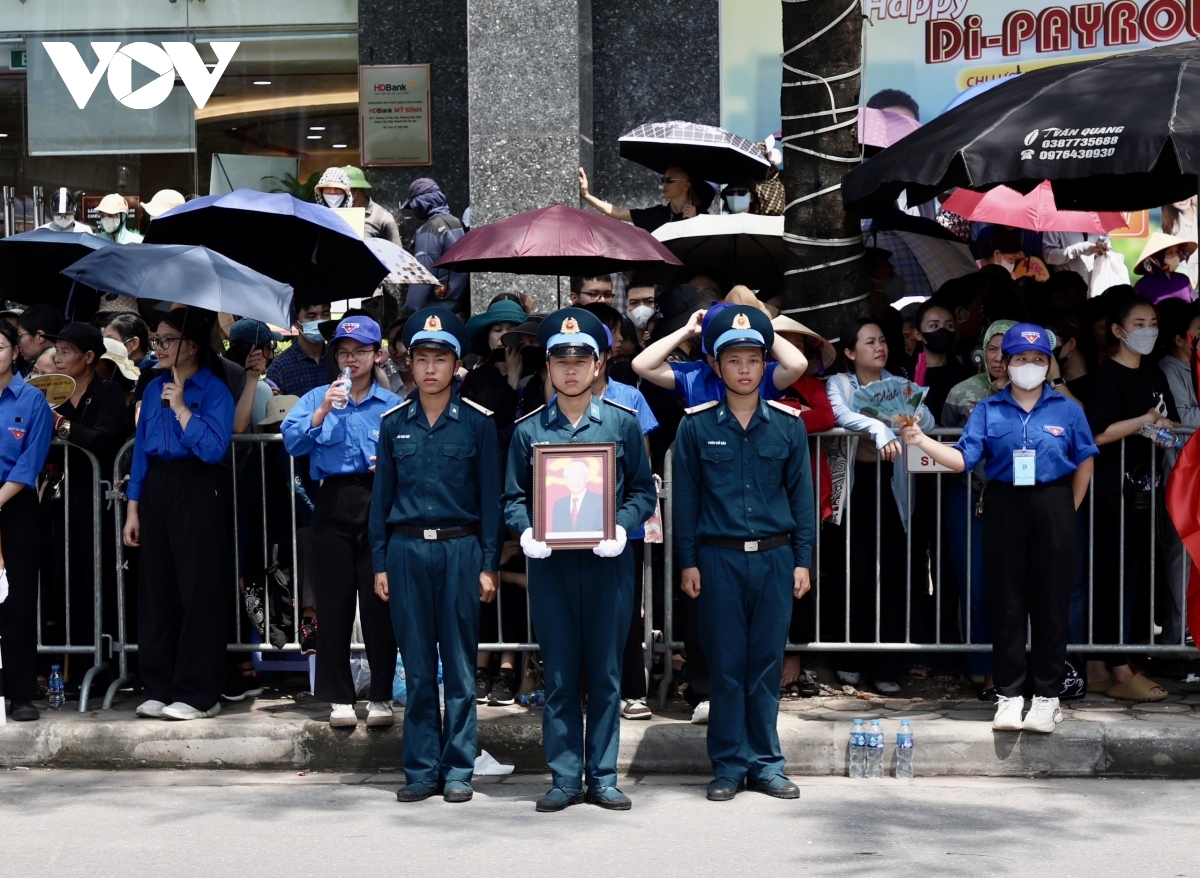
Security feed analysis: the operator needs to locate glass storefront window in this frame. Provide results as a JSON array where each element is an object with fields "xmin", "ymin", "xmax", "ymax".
[{"xmin": 0, "ymin": 0, "xmax": 359, "ymax": 234}]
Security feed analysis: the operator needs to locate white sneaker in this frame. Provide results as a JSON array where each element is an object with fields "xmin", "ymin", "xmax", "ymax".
[
  {"xmin": 366, "ymin": 700, "xmax": 395, "ymax": 728},
  {"xmin": 330, "ymin": 703, "xmax": 358, "ymax": 728},
  {"xmin": 161, "ymin": 701, "xmax": 221, "ymax": 721},
  {"xmin": 135, "ymin": 699, "xmax": 166, "ymax": 718},
  {"xmin": 691, "ymin": 701, "xmax": 710, "ymax": 725},
  {"xmin": 992, "ymin": 694, "xmax": 1025, "ymax": 731},
  {"xmin": 836, "ymin": 671, "xmax": 861, "ymax": 686},
  {"xmin": 1022, "ymin": 696, "xmax": 1063, "ymax": 733},
  {"xmin": 622, "ymin": 698, "xmax": 652, "ymax": 720}
]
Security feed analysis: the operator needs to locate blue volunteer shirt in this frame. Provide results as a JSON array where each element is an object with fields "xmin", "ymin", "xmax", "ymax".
[
  {"xmin": 281, "ymin": 381, "xmax": 402, "ymax": 480},
  {"xmin": 0, "ymin": 373, "xmax": 54, "ymax": 490},
  {"xmin": 954, "ymin": 386, "xmax": 1098, "ymax": 484},
  {"xmin": 127, "ymin": 367, "xmax": 236, "ymax": 501},
  {"xmin": 670, "ymin": 359, "xmax": 783, "ymax": 406}
]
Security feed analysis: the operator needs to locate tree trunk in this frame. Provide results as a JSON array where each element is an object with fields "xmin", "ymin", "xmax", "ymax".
[{"xmin": 780, "ymin": 0, "xmax": 867, "ymax": 342}]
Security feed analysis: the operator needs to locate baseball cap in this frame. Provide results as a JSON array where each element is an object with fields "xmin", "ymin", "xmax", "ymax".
[
  {"xmin": 257, "ymin": 394, "xmax": 300, "ymax": 428},
  {"xmin": 332, "ymin": 315, "xmax": 382, "ymax": 345},
  {"xmin": 142, "ymin": 189, "xmax": 186, "ymax": 218},
  {"xmin": 1001, "ymin": 323, "xmax": 1054, "ymax": 357},
  {"xmin": 46, "ymin": 321, "xmax": 106, "ymax": 359},
  {"xmin": 229, "ymin": 318, "xmax": 283, "ymax": 346}
]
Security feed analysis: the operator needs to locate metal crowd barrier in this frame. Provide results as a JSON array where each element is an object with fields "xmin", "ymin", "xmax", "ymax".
[{"xmin": 34, "ymin": 429, "xmax": 1191, "ymax": 713}]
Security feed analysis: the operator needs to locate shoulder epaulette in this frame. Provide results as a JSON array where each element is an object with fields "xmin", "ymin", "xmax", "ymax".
[
  {"xmin": 767, "ymin": 399, "xmax": 804, "ymax": 417},
  {"xmin": 514, "ymin": 405, "xmax": 546, "ymax": 424},
  {"xmin": 379, "ymin": 399, "xmax": 414, "ymax": 419},
  {"xmin": 684, "ymin": 400, "xmax": 720, "ymax": 416},
  {"xmin": 602, "ymin": 397, "xmax": 637, "ymax": 415},
  {"xmin": 461, "ymin": 398, "xmax": 494, "ymax": 417}
]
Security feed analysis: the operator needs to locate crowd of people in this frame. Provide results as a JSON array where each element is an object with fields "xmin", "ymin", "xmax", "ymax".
[{"xmin": 0, "ymin": 161, "xmax": 1194, "ymax": 806}]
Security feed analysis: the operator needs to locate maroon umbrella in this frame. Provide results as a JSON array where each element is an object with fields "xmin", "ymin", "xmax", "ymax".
[{"xmin": 434, "ymin": 204, "xmax": 683, "ymax": 277}]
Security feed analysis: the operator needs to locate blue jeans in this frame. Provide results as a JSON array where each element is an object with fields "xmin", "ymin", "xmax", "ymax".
[{"xmin": 945, "ymin": 480, "xmax": 992, "ymax": 676}]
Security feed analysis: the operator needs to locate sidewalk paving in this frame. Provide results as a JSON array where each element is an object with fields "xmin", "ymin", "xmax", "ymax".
[{"xmin": 4, "ymin": 672, "xmax": 1199, "ymax": 777}]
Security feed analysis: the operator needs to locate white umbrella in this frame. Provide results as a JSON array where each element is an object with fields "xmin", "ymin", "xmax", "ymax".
[
  {"xmin": 652, "ymin": 214, "xmax": 784, "ymax": 290},
  {"xmin": 365, "ymin": 237, "xmax": 438, "ymax": 286}
]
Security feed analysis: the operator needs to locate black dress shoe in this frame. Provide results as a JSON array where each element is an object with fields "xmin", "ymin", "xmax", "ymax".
[
  {"xmin": 443, "ymin": 781, "xmax": 473, "ymax": 803},
  {"xmin": 585, "ymin": 787, "xmax": 632, "ymax": 810},
  {"xmin": 706, "ymin": 778, "xmax": 741, "ymax": 802},
  {"xmin": 752, "ymin": 775, "xmax": 800, "ymax": 799},
  {"xmin": 10, "ymin": 701, "xmax": 40, "ymax": 722},
  {"xmin": 395, "ymin": 781, "xmax": 439, "ymax": 802},
  {"xmin": 535, "ymin": 788, "xmax": 586, "ymax": 812}
]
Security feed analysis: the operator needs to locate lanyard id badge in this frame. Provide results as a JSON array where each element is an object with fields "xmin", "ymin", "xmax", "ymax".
[{"xmin": 1013, "ymin": 449, "xmax": 1036, "ymax": 486}]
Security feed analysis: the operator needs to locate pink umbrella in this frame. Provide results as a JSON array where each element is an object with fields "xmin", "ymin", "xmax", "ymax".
[
  {"xmin": 941, "ymin": 180, "xmax": 1128, "ymax": 233},
  {"xmin": 857, "ymin": 107, "xmax": 922, "ymax": 148}
]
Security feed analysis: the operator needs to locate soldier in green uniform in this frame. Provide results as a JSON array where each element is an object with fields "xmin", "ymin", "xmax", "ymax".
[
  {"xmin": 672, "ymin": 305, "xmax": 816, "ymax": 802},
  {"xmin": 503, "ymin": 308, "xmax": 656, "ymax": 813},
  {"xmin": 370, "ymin": 308, "xmax": 501, "ymax": 804}
]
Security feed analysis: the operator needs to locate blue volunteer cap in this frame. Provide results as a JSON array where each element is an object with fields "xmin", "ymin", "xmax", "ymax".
[
  {"xmin": 702, "ymin": 305, "xmax": 774, "ymax": 358},
  {"xmin": 538, "ymin": 307, "xmax": 605, "ymax": 358},
  {"xmin": 228, "ymin": 318, "xmax": 282, "ymax": 346},
  {"xmin": 402, "ymin": 307, "xmax": 470, "ymax": 358},
  {"xmin": 1001, "ymin": 323, "xmax": 1053, "ymax": 357},
  {"xmin": 333, "ymin": 315, "xmax": 382, "ymax": 345}
]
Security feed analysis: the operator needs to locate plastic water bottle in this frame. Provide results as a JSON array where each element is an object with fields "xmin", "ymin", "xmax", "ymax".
[
  {"xmin": 866, "ymin": 718, "xmax": 885, "ymax": 778},
  {"xmin": 848, "ymin": 718, "xmax": 867, "ymax": 779},
  {"xmin": 1139, "ymin": 422, "xmax": 1185, "ymax": 449},
  {"xmin": 896, "ymin": 719, "xmax": 914, "ymax": 779},
  {"xmin": 48, "ymin": 665, "xmax": 65, "ymax": 710},
  {"xmin": 331, "ymin": 367, "xmax": 352, "ymax": 410}
]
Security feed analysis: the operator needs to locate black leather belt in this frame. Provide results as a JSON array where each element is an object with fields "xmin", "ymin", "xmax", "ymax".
[
  {"xmin": 699, "ymin": 534, "xmax": 791, "ymax": 552},
  {"xmin": 392, "ymin": 523, "xmax": 480, "ymax": 540}
]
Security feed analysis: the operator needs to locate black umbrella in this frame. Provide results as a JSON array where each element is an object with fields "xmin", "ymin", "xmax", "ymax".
[
  {"xmin": 143, "ymin": 189, "xmax": 388, "ymax": 306},
  {"xmin": 842, "ymin": 41, "xmax": 1200, "ymax": 214},
  {"xmin": 619, "ymin": 121, "xmax": 771, "ymax": 182},
  {"xmin": 60, "ymin": 243, "xmax": 294, "ymax": 327},
  {"xmin": 0, "ymin": 228, "xmax": 110, "ymax": 312}
]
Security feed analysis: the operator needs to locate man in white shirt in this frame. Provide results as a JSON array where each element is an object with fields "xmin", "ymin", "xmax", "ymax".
[{"xmin": 1043, "ymin": 231, "xmax": 1109, "ymax": 284}]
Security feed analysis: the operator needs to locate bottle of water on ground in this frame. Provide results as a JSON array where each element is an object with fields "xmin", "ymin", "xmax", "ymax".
[
  {"xmin": 848, "ymin": 717, "xmax": 867, "ymax": 778},
  {"xmin": 48, "ymin": 665, "xmax": 65, "ymax": 710},
  {"xmin": 331, "ymin": 367, "xmax": 352, "ymax": 410},
  {"xmin": 866, "ymin": 718, "xmax": 885, "ymax": 778},
  {"xmin": 895, "ymin": 719, "xmax": 914, "ymax": 779}
]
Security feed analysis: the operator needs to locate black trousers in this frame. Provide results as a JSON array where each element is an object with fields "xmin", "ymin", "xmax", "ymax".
[
  {"xmin": 0, "ymin": 491, "xmax": 41, "ymax": 702},
  {"xmin": 1090, "ymin": 491, "xmax": 1154, "ymax": 667},
  {"xmin": 982, "ymin": 478, "xmax": 1077, "ymax": 698},
  {"xmin": 621, "ymin": 539, "xmax": 647, "ymax": 699},
  {"xmin": 309, "ymin": 475, "xmax": 396, "ymax": 704},
  {"xmin": 138, "ymin": 458, "xmax": 230, "ymax": 710}
]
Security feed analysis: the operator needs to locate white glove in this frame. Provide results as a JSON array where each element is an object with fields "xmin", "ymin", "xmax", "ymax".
[
  {"xmin": 1063, "ymin": 241, "xmax": 1093, "ymax": 260},
  {"xmin": 592, "ymin": 525, "xmax": 627, "ymax": 558},
  {"xmin": 520, "ymin": 527, "xmax": 552, "ymax": 559},
  {"xmin": 0, "ymin": 568, "xmax": 8, "ymax": 604}
]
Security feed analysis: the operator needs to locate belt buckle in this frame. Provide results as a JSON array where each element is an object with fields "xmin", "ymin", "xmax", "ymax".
[
  {"xmin": 744, "ymin": 540, "xmax": 759, "ymax": 552},
  {"xmin": 423, "ymin": 529, "xmax": 437, "ymax": 540}
]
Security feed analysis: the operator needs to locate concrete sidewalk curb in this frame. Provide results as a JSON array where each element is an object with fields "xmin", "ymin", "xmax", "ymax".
[{"xmin": 3, "ymin": 711, "xmax": 1200, "ymax": 777}]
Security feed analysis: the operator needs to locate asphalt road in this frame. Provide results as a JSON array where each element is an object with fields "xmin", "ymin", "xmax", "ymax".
[{"xmin": 2, "ymin": 771, "xmax": 1196, "ymax": 877}]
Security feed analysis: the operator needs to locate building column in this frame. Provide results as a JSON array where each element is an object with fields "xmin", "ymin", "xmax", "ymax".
[{"xmin": 466, "ymin": 0, "xmax": 593, "ymax": 312}]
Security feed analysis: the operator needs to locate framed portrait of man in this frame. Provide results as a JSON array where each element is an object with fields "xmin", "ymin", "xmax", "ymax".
[{"xmin": 532, "ymin": 443, "xmax": 617, "ymax": 549}]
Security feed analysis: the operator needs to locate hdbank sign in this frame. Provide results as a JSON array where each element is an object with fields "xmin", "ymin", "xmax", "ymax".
[
  {"xmin": 27, "ymin": 36, "xmax": 237, "ymax": 156},
  {"xmin": 43, "ymin": 42, "xmax": 239, "ymax": 110}
]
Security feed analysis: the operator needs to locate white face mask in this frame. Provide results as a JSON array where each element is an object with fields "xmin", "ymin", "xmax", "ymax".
[
  {"xmin": 52, "ymin": 214, "xmax": 74, "ymax": 229},
  {"xmin": 322, "ymin": 193, "xmax": 346, "ymax": 208},
  {"xmin": 100, "ymin": 216, "xmax": 121, "ymax": 233},
  {"xmin": 1121, "ymin": 327, "xmax": 1159, "ymax": 355},
  {"xmin": 999, "ymin": 257, "xmax": 1016, "ymax": 276},
  {"xmin": 629, "ymin": 305, "xmax": 655, "ymax": 329},
  {"xmin": 725, "ymin": 193, "xmax": 751, "ymax": 213},
  {"xmin": 1008, "ymin": 362, "xmax": 1048, "ymax": 390}
]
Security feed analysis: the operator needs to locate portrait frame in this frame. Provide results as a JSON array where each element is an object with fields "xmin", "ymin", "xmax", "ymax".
[{"xmin": 532, "ymin": 443, "xmax": 617, "ymax": 549}]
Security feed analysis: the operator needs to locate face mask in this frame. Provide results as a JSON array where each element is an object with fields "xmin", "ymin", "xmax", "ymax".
[
  {"xmin": 100, "ymin": 216, "xmax": 121, "ymax": 234},
  {"xmin": 1122, "ymin": 327, "xmax": 1158, "ymax": 355},
  {"xmin": 322, "ymin": 193, "xmax": 346, "ymax": 208},
  {"xmin": 999, "ymin": 257, "xmax": 1016, "ymax": 276},
  {"xmin": 629, "ymin": 305, "xmax": 655, "ymax": 330},
  {"xmin": 299, "ymin": 321, "xmax": 325, "ymax": 344},
  {"xmin": 725, "ymin": 193, "xmax": 751, "ymax": 213},
  {"xmin": 921, "ymin": 327, "xmax": 956, "ymax": 355},
  {"xmin": 52, "ymin": 215, "xmax": 74, "ymax": 229},
  {"xmin": 1009, "ymin": 362, "xmax": 1048, "ymax": 390}
]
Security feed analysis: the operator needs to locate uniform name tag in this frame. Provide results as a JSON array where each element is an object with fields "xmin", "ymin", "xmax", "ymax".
[{"xmin": 1013, "ymin": 449, "xmax": 1036, "ymax": 486}]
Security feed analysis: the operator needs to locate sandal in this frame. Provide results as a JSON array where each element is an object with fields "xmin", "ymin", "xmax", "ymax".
[
  {"xmin": 779, "ymin": 681, "xmax": 801, "ymax": 701},
  {"xmin": 1105, "ymin": 673, "xmax": 1168, "ymax": 703},
  {"xmin": 795, "ymin": 671, "xmax": 820, "ymax": 698},
  {"xmin": 905, "ymin": 665, "xmax": 933, "ymax": 680}
]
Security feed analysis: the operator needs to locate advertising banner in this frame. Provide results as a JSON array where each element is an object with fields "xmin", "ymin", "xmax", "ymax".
[{"xmin": 359, "ymin": 64, "xmax": 431, "ymax": 166}]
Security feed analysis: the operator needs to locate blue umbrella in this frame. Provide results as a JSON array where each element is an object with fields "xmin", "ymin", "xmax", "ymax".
[
  {"xmin": 0, "ymin": 228, "xmax": 112, "ymax": 311},
  {"xmin": 142, "ymin": 189, "xmax": 388, "ymax": 306},
  {"xmin": 939, "ymin": 73, "xmax": 1021, "ymax": 116},
  {"xmin": 60, "ymin": 243, "xmax": 294, "ymax": 327}
]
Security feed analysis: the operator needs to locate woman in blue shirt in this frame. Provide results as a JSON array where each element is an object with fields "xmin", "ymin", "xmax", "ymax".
[
  {"xmin": 0, "ymin": 320, "xmax": 54, "ymax": 721},
  {"xmin": 122, "ymin": 309, "xmax": 235, "ymax": 721},
  {"xmin": 902, "ymin": 324, "xmax": 1098, "ymax": 735},
  {"xmin": 281, "ymin": 316, "xmax": 401, "ymax": 729}
]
